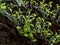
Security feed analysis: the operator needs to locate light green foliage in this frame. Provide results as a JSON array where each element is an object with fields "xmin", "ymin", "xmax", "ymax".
[
  {"xmin": 49, "ymin": 33, "xmax": 60, "ymax": 45},
  {"xmin": 14, "ymin": 0, "xmax": 60, "ymax": 44},
  {"xmin": 0, "ymin": 0, "xmax": 60, "ymax": 45},
  {"xmin": 0, "ymin": 2, "xmax": 6, "ymax": 10},
  {"xmin": 36, "ymin": 17, "xmax": 44, "ymax": 33},
  {"xmin": 43, "ymin": 29, "xmax": 53, "ymax": 37},
  {"xmin": 39, "ymin": 0, "xmax": 56, "ymax": 18}
]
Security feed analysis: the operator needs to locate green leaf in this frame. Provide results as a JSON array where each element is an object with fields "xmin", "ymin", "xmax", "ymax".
[{"xmin": 24, "ymin": 33, "xmax": 29, "ymax": 37}]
